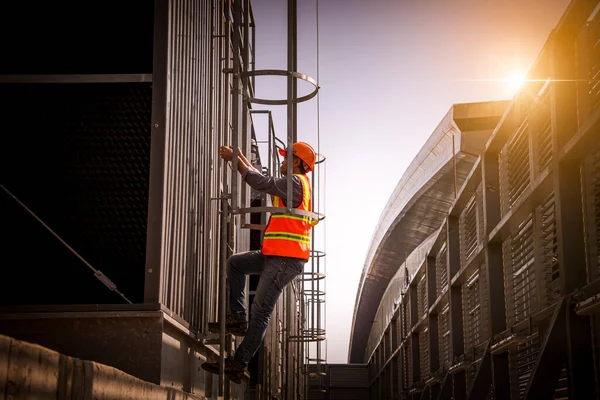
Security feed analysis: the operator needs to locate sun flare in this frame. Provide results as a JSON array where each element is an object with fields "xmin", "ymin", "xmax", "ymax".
[{"xmin": 506, "ymin": 72, "xmax": 526, "ymax": 91}]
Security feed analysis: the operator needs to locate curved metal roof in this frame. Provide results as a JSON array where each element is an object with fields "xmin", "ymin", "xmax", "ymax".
[{"xmin": 348, "ymin": 100, "xmax": 509, "ymax": 363}]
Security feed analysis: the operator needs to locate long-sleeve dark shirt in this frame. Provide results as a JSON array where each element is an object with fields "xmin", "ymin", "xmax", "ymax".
[{"xmin": 241, "ymin": 169, "xmax": 303, "ymax": 208}]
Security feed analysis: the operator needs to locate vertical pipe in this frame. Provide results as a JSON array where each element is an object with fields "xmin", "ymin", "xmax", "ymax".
[
  {"xmin": 219, "ymin": 195, "xmax": 228, "ymax": 395},
  {"xmin": 231, "ymin": 0, "xmax": 241, "ymax": 215},
  {"xmin": 286, "ymin": 0, "xmax": 296, "ymax": 213},
  {"xmin": 218, "ymin": 0, "xmax": 232, "ymax": 395}
]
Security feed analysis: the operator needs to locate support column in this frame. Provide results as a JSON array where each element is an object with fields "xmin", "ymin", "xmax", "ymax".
[
  {"xmin": 481, "ymin": 153, "xmax": 510, "ymax": 400},
  {"xmin": 550, "ymin": 24, "xmax": 597, "ymax": 399}
]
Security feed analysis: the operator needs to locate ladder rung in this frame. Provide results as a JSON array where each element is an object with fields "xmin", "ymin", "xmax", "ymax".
[{"xmin": 242, "ymin": 223, "xmax": 267, "ymax": 230}]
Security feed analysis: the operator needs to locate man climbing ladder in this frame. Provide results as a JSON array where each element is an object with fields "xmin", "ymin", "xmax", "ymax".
[{"xmin": 201, "ymin": 141, "xmax": 317, "ymax": 384}]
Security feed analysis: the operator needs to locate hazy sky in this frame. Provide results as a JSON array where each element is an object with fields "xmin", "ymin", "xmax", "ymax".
[{"xmin": 250, "ymin": 0, "xmax": 571, "ymax": 363}]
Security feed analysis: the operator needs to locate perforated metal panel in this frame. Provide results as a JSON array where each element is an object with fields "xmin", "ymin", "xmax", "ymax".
[{"xmin": 0, "ymin": 82, "xmax": 152, "ymax": 305}]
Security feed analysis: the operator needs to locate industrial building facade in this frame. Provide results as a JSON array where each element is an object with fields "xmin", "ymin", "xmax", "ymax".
[
  {"xmin": 0, "ymin": 0, "xmax": 326, "ymax": 399},
  {"xmin": 350, "ymin": 0, "xmax": 600, "ymax": 399}
]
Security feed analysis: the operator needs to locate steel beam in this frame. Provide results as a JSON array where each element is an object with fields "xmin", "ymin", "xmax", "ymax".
[
  {"xmin": 436, "ymin": 372, "xmax": 451, "ymax": 400},
  {"xmin": 447, "ymin": 216, "xmax": 464, "ymax": 365},
  {"xmin": 144, "ymin": 0, "xmax": 169, "ymax": 304},
  {"xmin": 0, "ymin": 74, "xmax": 152, "ymax": 83},
  {"xmin": 481, "ymin": 153, "xmax": 511, "ymax": 398},
  {"xmin": 466, "ymin": 342, "xmax": 491, "ymax": 400},
  {"xmin": 549, "ymin": 12, "xmax": 598, "ymax": 398},
  {"xmin": 452, "ymin": 370, "xmax": 466, "ymax": 400}
]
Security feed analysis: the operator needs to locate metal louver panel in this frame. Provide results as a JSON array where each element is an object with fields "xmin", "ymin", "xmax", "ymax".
[
  {"xmin": 504, "ymin": 215, "xmax": 537, "ymax": 325},
  {"xmin": 436, "ymin": 244, "xmax": 448, "ymax": 296},
  {"xmin": 586, "ymin": 14, "xmax": 600, "ymax": 113},
  {"xmin": 417, "ymin": 274, "xmax": 428, "ymax": 320},
  {"xmin": 553, "ymin": 365, "xmax": 569, "ymax": 399},
  {"xmin": 438, "ymin": 304, "xmax": 451, "ymax": 371},
  {"xmin": 583, "ymin": 147, "xmax": 600, "ymax": 280},
  {"xmin": 477, "ymin": 183, "xmax": 485, "ymax": 244},
  {"xmin": 534, "ymin": 89, "xmax": 553, "ymax": 172},
  {"xmin": 406, "ymin": 336, "xmax": 413, "ymax": 387},
  {"xmin": 461, "ymin": 194, "xmax": 479, "ymax": 266},
  {"xmin": 509, "ymin": 331, "xmax": 541, "ymax": 399},
  {"xmin": 538, "ymin": 192, "xmax": 561, "ymax": 305},
  {"xmin": 463, "ymin": 269, "xmax": 482, "ymax": 352},
  {"xmin": 402, "ymin": 299, "xmax": 410, "ymax": 339},
  {"xmin": 419, "ymin": 327, "xmax": 429, "ymax": 380},
  {"xmin": 500, "ymin": 118, "xmax": 531, "ymax": 216}
]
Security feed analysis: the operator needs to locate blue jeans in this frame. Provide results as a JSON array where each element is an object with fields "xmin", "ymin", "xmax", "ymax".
[{"xmin": 226, "ymin": 250, "xmax": 304, "ymax": 366}]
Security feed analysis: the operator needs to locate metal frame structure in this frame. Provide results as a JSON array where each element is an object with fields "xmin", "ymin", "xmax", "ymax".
[
  {"xmin": 0, "ymin": 0, "xmax": 324, "ymax": 399},
  {"xmin": 361, "ymin": 1, "xmax": 600, "ymax": 398}
]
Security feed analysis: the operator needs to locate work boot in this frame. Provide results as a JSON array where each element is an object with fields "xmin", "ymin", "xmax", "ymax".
[
  {"xmin": 201, "ymin": 357, "xmax": 246, "ymax": 384},
  {"xmin": 208, "ymin": 314, "xmax": 248, "ymax": 337}
]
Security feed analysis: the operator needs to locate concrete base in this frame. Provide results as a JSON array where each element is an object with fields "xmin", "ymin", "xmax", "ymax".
[
  {"xmin": 0, "ymin": 304, "xmax": 247, "ymax": 399},
  {"xmin": 0, "ymin": 333, "xmax": 202, "ymax": 399}
]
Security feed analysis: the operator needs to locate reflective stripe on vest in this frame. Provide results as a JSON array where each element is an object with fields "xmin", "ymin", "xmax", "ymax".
[{"xmin": 261, "ymin": 174, "xmax": 312, "ymax": 260}]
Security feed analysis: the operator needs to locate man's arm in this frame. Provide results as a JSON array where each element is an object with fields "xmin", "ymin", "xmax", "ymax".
[
  {"xmin": 218, "ymin": 146, "xmax": 302, "ymax": 207},
  {"xmin": 219, "ymin": 146, "xmax": 259, "ymax": 175},
  {"xmin": 242, "ymin": 170, "xmax": 302, "ymax": 208}
]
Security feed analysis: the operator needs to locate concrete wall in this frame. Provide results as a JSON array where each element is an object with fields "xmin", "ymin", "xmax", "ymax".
[{"xmin": 0, "ymin": 333, "xmax": 205, "ymax": 400}]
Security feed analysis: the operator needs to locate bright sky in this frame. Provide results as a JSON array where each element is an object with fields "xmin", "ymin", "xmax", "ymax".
[{"xmin": 250, "ymin": 0, "xmax": 571, "ymax": 363}]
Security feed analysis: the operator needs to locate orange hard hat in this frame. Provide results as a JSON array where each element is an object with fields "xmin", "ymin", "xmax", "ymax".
[{"xmin": 278, "ymin": 142, "xmax": 317, "ymax": 172}]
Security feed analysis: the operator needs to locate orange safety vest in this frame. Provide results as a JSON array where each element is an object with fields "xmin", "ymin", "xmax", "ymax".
[{"xmin": 262, "ymin": 174, "xmax": 312, "ymax": 261}]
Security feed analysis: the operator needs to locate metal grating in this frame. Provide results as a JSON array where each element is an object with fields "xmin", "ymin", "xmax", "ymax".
[
  {"xmin": 436, "ymin": 244, "xmax": 448, "ymax": 296},
  {"xmin": 419, "ymin": 327, "xmax": 430, "ymax": 380},
  {"xmin": 504, "ymin": 215, "xmax": 538, "ymax": 325},
  {"xmin": 534, "ymin": 89, "xmax": 553, "ymax": 173},
  {"xmin": 509, "ymin": 331, "xmax": 541, "ymax": 399},
  {"xmin": 500, "ymin": 118, "xmax": 531, "ymax": 216},
  {"xmin": 417, "ymin": 273, "xmax": 428, "ymax": 320},
  {"xmin": 461, "ymin": 194, "xmax": 479, "ymax": 266},
  {"xmin": 438, "ymin": 304, "xmax": 451, "ymax": 371},
  {"xmin": 538, "ymin": 192, "xmax": 561, "ymax": 305}
]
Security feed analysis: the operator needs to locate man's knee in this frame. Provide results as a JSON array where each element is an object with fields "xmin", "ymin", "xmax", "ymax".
[{"xmin": 226, "ymin": 254, "xmax": 242, "ymax": 277}]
